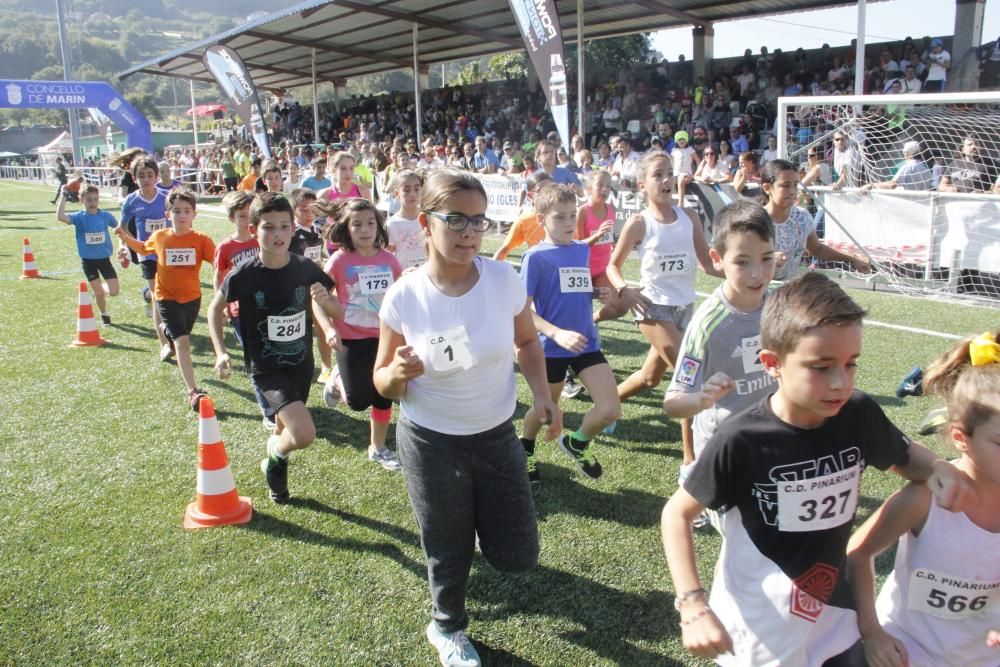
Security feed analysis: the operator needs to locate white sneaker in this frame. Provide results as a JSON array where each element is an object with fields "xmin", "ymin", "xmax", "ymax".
[
  {"xmin": 426, "ymin": 622, "xmax": 481, "ymax": 667},
  {"xmin": 322, "ymin": 367, "xmax": 342, "ymax": 408},
  {"xmin": 368, "ymin": 447, "xmax": 402, "ymax": 472}
]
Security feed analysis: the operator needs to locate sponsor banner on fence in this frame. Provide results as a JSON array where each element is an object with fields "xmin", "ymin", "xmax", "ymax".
[{"xmin": 817, "ymin": 190, "xmax": 1000, "ymax": 272}]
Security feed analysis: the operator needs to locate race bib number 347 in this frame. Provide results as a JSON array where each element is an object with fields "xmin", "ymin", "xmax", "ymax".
[{"xmin": 777, "ymin": 464, "xmax": 860, "ymax": 532}]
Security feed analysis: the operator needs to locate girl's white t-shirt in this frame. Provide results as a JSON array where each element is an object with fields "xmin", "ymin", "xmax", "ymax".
[
  {"xmin": 380, "ymin": 257, "xmax": 526, "ymax": 435},
  {"xmin": 387, "ymin": 214, "xmax": 427, "ymax": 269}
]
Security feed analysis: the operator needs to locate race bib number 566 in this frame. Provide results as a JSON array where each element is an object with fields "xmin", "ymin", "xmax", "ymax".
[{"xmin": 908, "ymin": 569, "xmax": 999, "ymax": 620}]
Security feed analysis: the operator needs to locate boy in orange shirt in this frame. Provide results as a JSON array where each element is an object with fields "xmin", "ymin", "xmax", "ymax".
[{"xmin": 117, "ymin": 188, "xmax": 216, "ymax": 410}]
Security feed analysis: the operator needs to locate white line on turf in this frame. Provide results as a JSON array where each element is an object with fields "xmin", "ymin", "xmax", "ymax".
[{"xmin": 693, "ymin": 291, "xmax": 962, "ymax": 340}]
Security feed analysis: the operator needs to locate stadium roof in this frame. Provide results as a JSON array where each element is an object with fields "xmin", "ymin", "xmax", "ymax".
[{"xmin": 118, "ymin": 0, "xmax": 869, "ymax": 92}]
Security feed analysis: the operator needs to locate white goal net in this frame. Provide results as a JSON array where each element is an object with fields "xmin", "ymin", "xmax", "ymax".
[{"xmin": 777, "ymin": 91, "xmax": 1000, "ymax": 306}]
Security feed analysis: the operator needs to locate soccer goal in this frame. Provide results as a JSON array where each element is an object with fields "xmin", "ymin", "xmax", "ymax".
[{"xmin": 777, "ymin": 91, "xmax": 1000, "ymax": 306}]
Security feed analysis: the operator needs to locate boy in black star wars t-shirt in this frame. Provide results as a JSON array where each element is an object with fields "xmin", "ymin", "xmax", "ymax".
[{"xmin": 661, "ymin": 272, "xmax": 974, "ymax": 666}]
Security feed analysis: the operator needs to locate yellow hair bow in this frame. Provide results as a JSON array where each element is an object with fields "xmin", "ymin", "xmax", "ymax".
[{"xmin": 969, "ymin": 332, "xmax": 1000, "ymax": 367}]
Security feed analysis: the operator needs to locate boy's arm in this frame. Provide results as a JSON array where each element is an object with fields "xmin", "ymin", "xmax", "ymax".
[
  {"xmin": 805, "ymin": 232, "xmax": 870, "ymax": 273},
  {"xmin": 893, "ymin": 441, "xmax": 975, "ymax": 512},
  {"xmin": 207, "ymin": 290, "xmax": 232, "ymax": 379},
  {"xmin": 662, "ymin": 488, "xmax": 734, "ymax": 659},
  {"xmin": 114, "ymin": 226, "xmax": 145, "ymax": 253},
  {"xmin": 846, "ymin": 483, "xmax": 929, "ymax": 667},
  {"xmin": 663, "ymin": 373, "xmax": 735, "ymax": 418},
  {"xmin": 56, "ymin": 192, "xmax": 71, "ymax": 224},
  {"xmin": 528, "ymin": 297, "xmax": 587, "ymax": 354}
]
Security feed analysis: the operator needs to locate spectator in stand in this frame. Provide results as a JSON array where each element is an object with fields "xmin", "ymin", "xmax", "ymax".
[
  {"xmin": 611, "ymin": 134, "xmax": 640, "ymax": 188},
  {"xmin": 831, "ymin": 131, "xmax": 862, "ymax": 191},
  {"xmin": 938, "ymin": 136, "xmax": 992, "ymax": 193},
  {"xmin": 761, "ymin": 134, "xmax": 779, "ymax": 163},
  {"xmin": 533, "ymin": 140, "xmax": 583, "ymax": 195},
  {"xmin": 416, "ymin": 143, "xmax": 444, "ymax": 172},
  {"xmin": 901, "ymin": 65, "xmax": 923, "ymax": 93},
  {"xmin": 730, "ymin": 124, "xmax": 750, "ymax": 155},
  {"xmin": 735, "ymin": 64, "xmax": 757, "ymax": 103},
  {"xmin": 602, "ymin": 99, "xmax": 622, "ymax": 135},
  {"xmin": 710, "ymin": 95, "xmax": 732, "ymax": 136},
  {"xmin": 801, "ymin": 147, "xmax": 833, "ymax": 187},
  {"xmin": 693, "ymin": 146, "xmax": 733, "ymax": 184},
  {"xmin": 595, "ymin": 142, "xmax": 613, "ymax": 169},
  {"xmin": 718, "ymin": 138, "xmax": 737, "ymax": 174},
  {"xmin": 782, "ymin": 74, "xmax": 802, "ymax": 97},
  {"xmin": 473, "ymin": 136, "xmax": 499, "ymax": 174},
  {"xmin": 733, "ymin": 151, "xmax": 761, "ymax": 195},
  {"xmin": 455, "ymin": 142, "xmax": 475, "ymax": 171},
  {"xmin": 924, "ymin": 38, "xmax": 951, "ymax": 92},
  {"xmin": 862, "ymin": 141, "xmax": 932, "ymax": 192},
  {"xmin": 651, "ymin": 122, "xmax": 676, "ymax": 153},
  {"xmin": 498, "ymin": 141, "xmax": 515, "ymax": 173},
  {"xmin": 301, "ymin": 158, "xmax": 331, "ymax": 192},
  {"xmin": 671, "ymin": 131, "xmax": 698, "ymax": 201}
]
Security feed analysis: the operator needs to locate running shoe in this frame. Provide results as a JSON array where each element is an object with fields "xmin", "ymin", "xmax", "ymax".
[
  {"xmin": 561, "ymin": 376, "xmax": 584, "ymax": 399},
  {"xmin": 260, "ymin": 455, "xmax": 289, "ymax": 503},
  {"xmin": 558, "ymin": 434, "xmax": 603, "ymax": 480},
  {"xmin": 368, "ymin": 447, "xmax": 402, "ymax": 472},
  {"xmin": 526, "ymin": 451, "xmax": 540, "ymax": 485},
  {"xmin": 426, "ymin": 622, "xmax": 480, "ymax": 667}
]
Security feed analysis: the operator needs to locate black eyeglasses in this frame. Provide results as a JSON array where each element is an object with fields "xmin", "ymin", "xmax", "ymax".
[{"xmin": 426, "ymin": 211, "xmax": 492, "ymax": 232}]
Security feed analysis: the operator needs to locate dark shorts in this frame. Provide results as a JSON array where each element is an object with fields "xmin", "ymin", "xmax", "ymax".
[
  {"xmin": 81, "ymin": 257, "xmax": 118, "ymax": 283},
  {"xmin": 139, "ymin": 259, "xmax": 157, "ymax": 280},
  {"xmin": 544, "ymin": 350, "xmax": 608, "ymax": 384},
  {"xmin": 156, "ymin": 298, "xmax": 200, "ymax": 340},
  {"xmin": 253, "ymin": 364, "xmax": 313, "ymax": 414}
]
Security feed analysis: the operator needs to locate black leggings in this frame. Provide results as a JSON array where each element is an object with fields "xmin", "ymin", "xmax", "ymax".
[{"xmin": 335, "ymin": 337, "xmax": 392, "ymax": 412}]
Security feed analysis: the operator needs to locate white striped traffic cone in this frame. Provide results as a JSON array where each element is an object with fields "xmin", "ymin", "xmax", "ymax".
[
  {"xmin": 68, "ymin": 281, "xmax": 106, "ymax": 348},
  {"xmin": 20, "ymin": 238, "xmax": 40, "ymax": 279},
  {"xmin": 183, "ymin": 398, "xmax": 252, "ymax": 530}
]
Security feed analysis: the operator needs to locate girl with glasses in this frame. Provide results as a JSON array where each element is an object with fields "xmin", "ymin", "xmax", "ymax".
[{"xmin": 374, "ymin": 170, "xmax": 558, "ymax": 667}]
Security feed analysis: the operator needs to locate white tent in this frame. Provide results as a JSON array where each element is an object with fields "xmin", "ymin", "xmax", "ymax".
[{"xmin": 33, "ymin": 130, "xmax": 74, "ymax": 154}]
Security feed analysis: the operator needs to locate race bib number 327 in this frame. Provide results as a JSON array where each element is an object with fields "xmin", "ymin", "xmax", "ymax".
[{"xmin": 777, "ymin": 464, "xmax": 860, "ymax": 532}]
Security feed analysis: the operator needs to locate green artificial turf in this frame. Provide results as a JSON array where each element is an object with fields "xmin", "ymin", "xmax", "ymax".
[{"xmin": 0, "ymin": 179, "xmax": 995, "ymax": 665}]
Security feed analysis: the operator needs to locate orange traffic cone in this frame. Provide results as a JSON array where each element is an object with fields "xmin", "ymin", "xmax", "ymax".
[
  {"xmin": 20, "ymin": 238, "xmax": 40, "ymax": 279},
  {"xmin": 68, "ymin": 281, "xmax": 107, "ymax": 348},
  {"xmin": 183, "ymin": 398, "xmax": 253, "ymax": 530}
]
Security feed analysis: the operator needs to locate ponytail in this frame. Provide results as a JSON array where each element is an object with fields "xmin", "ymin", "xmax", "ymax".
[{"xmin": 924, "ymin": 329, "xmax": 1000, "ymax": 435}]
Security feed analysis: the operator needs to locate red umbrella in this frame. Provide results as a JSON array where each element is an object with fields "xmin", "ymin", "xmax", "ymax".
[{"xmin": 186, "ymin": 104, "xmax": 228, "ymax": 117}]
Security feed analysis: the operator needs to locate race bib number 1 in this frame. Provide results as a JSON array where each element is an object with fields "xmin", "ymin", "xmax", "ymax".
[
  {"xmin": 777, "ymin": 464, "xmax": 860, "ymax": 532},
  {"xmin": 656, "ymin": 252, "xmax": 690, "ymax": 275},
  {"xmin": 359, "ymin": 268, "xmax": 393, "ymax": 295},
  {"xmin": 559, "ymin": 267, "xmax": 592, "ymax": 293},
  {"xmin": 428, "ymin": 326, "xmax": 476, "ymax": 372},
  {"xmin": 84, "ymin": 231, "xmax": 106, "ymax": 245},
  {"xmin": 165, "ymin": 248, "xmax": 195, "ymax": 266},
  {"xmin": 907, "ymin": 569, "xmax": 998, "ymax": 620},
  {"xmin": 267, "ymin": 311, "xmax": 306, "ymax": 342}
]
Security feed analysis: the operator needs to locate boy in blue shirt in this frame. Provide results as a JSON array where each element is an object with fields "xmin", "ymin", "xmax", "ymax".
[
  {"xmin": 57, "ymin": 184, "xmax": 119, "ymax": 326},
  {"xmin": 518, "ymin": 183, "xmax": 621, "ymax": 483}
]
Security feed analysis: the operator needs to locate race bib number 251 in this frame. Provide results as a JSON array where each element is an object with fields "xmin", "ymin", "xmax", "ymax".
[{"xmin": 165, "ymin": 248, "xmax": 195, "ymax": 266}]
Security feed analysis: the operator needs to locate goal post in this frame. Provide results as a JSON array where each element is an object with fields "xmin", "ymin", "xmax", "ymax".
[{"xmin": 776, "ymin": 91, "xmax": 1000, "ymax": 305}]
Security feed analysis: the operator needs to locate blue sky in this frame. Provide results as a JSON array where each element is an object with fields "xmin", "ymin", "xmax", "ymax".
[{"xmin": 651, "ymin": 0, "xmax": 1000, "ymax": 60}]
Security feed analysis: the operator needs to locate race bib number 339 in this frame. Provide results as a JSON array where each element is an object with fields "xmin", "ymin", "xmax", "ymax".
[
  {"xmin": 777, "ymin": 464, "xmax": 860, "ymax": 532},
  {"xmin": 559, "ymin": 267, "xmax": 592, "ymax": 293},
  {"xmin": 165, "ymin": 248, "xmax": 195, "ymax": 266}
]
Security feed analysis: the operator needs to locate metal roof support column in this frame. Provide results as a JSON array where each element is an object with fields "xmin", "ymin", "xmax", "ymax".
[
  {"xmin": 413, "ymin": 23, "xmax": 423, "ymax": 148},
  {"xmin": 953, "ymin": 0, "xmax": 985, "ymax": 67},
  {"xmin": 854, "ymin": 0, "xmax": 866, "ymax": 96},
  {"xmin": 577, "ymin": 0, "xmax": 585, "ymax": 143},
  {"xmin": 693, "ymin": 24, "xmax": 714, "ymax": 81},
  {"xmin": 190, "ymin": 80, "xmax": 199, "ymax": 151},
  {"xmin": 312, "ymin": 48, "xmax": 319, "ymax": 144}
]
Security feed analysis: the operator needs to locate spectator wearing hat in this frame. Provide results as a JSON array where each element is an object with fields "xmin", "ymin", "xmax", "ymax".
[
  {"xmin": 498, "ymin": 141, "xmax": 516, "ymax": 173},
  {"xmin": 862, "ymin": 141, "xmax": 932, "ymax": 192},
  {"xmin": 924, "ymin": 38, "xmax": 950, "ymax": 92}
]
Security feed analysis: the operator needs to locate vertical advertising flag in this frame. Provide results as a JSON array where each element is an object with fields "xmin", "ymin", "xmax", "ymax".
[
  {"xmin": 507, "ymin": 0, "xmax": 570, "ymax": 149},
  {"xmin": 202, "ymin": 45, "xmax": 272, "ymax": 159}
]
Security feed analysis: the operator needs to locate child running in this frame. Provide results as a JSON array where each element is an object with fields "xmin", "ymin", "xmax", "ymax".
[
  {"xmin": 492, "ymin": 171, "xmax": 554, "ymax": 261},
  {"xmin": 288, "ymin": 187, "xmax": 334, "ymax": 386},
  {"xmin": 761, "ymin": 159, "xmax": 870, "ymax": 280},
  {"xmin": 213, "ymin": 190, "xmax": 275, "ymax": 429},
  {"xmin": 606, "ymin": 151, "xmax": 721, "ymax": 462},
  {"xmin": 118, "ymin": 156, "xmax": 172, "ymax": 354},
  {"xmin": 575, "ymin": 169, "xmax": 626, "ymax": 323},
  {"xmin": 518, "ymin": 183, "xmax": 621, "ymax": 484},
  {"xmin": 386, "ymin": 169, "xmax": 427, "ymax": 270},
  {"xmin": 318, "ymin": 151, "xmax": 371, "ymax": 203},
  {"xmin": 846, "ymin": 329, "xmax": 1000, "ymax": 667},
  {"xmin": 116, "ymin": 188, "xmax": 216, "ymax": 410},
  {"xmin": 662, "ymin": 201, "xmax": 776, "ymax": 523},
  {"xmin": 56, "ymin": 184, "xmax": 119, "ymax": 326},
  {"xmin": 661, "ymin": 272, "xmax": 973, "ymax": 666},
  {"xmin": 316, "ymin": 197, "xmax": 403, "ymax": 472},
  {"xmin": 207, "ymin": 192, "xmax": 339, "ymax": 503}
]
